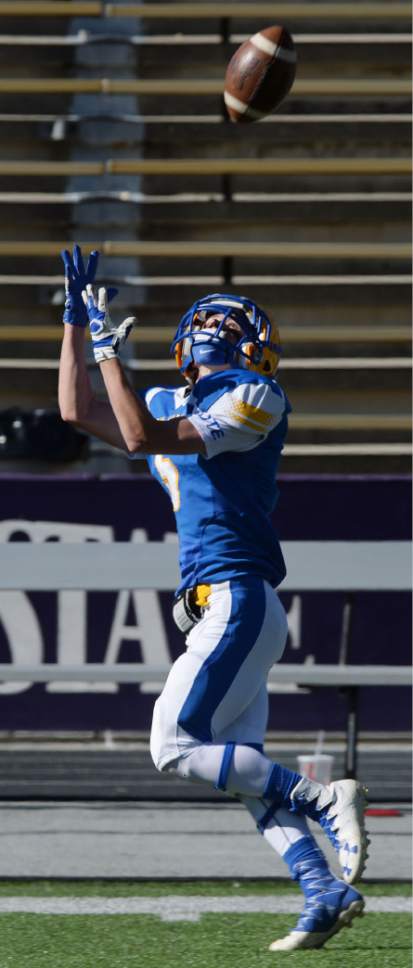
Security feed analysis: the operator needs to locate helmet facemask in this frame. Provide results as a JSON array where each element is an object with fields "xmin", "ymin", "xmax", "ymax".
[{"xmin": 171, "ymin": 294, "xmax": 281, "ymax": 381}]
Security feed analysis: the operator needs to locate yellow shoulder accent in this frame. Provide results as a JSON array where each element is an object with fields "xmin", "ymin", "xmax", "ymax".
[
  {"xmin": 232, "ymin": 398, "xmax": 274, "ymax": 427},
  {"xmin": 231, "ymin": 413, "xmax": 262, "ymax": 431}
]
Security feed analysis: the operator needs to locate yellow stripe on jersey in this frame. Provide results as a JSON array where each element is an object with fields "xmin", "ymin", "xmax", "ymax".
[
  {"xmin": 231, "ymin": 414, "xmax": 264, "ymax": 431},
  {"xmin": 231, "ymin": 398, "xmax": 275, "ymax": 427}
]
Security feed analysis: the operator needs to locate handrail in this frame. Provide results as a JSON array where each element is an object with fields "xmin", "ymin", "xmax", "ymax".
[
  {"xmin": 284, "ymin": 443, "xmax": 412, "ymax": 457},
  {"xmin": 0, "ymin": 356, "xmax": 410, "ymax": 370},
  {"xmin": 0, "ymin": 3, "xmax": 410, "ymax": 21},
  {"xmin": 0, "ymin": 32, "xmax": 411, "ymax": 46},
  {"xmin": 0, "ymin": 273, "xmax": 409, "ymax": 287},
  {"xmin": 0, "ymin": 1, "xmax": 101, "ymax": 12},
  {"xmin": 0, "ymin": 77, "xmax": 409, "ymax": 96},
  {"xmin": 0, "ymin": 241, "xmax": 409, "ymax": 259},
  {"xmin": 0, "ymin": 158, "xmax": 408, "ymax": 177},
  {"xmin": 0, "ymin": 191, "xmax": 410, "ymax": 205},
  {"xmin": 68, "ymin": 441, "xmax": 413, "ymax": 456},
  {"xmin": 0, "ymin": 663, "xmax": 409, "ymax": 686},
  {"xmin": 0, "ymin": 113, "xmax": 410, "ymax": 125}
]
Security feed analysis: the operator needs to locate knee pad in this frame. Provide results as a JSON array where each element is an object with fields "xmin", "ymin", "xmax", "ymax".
[
  {"xmin": 218, "ymin": 743, "xmax": 273, "ymax": 797},
  {"xmin": 174, "ymin": 742, "xmax": 273, "ymax": 797}
]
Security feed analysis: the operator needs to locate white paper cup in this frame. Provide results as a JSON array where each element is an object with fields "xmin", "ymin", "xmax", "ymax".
[{"xmin": 297, "ymin": 754, "xmax": 334, "ymax": 785}]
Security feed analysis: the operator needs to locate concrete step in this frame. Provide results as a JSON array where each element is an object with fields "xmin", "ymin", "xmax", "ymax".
[
  {"xmin": 0, "ymin": 207, "xmax": 409, "ymax": 244},
  {"xmin": 1, "ymin": 280, "xmax": 411, "ymax": 331},
  {"xmin": 0, "ymin": 365, "xmax": 410, "ymax": 425},
  {"xmin": 137, "ymin": 37, "xmax": 412, "ymax": 74},
  {"xmin": 2, "ymin": 115, "xmax": 411, "ymax": 155}
]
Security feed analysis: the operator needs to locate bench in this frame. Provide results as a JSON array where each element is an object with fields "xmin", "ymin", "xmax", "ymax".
[{"xmin": 0, "ymin": 540, "xmax": 410, "ymax": 778}]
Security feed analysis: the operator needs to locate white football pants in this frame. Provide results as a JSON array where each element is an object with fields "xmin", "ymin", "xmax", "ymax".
[{"xmin": 150, "ymin": 577, "xmax": 288, "ymax": 772}]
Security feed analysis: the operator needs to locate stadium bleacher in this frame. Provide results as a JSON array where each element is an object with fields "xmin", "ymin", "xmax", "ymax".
[{"xmin": 0, "ymin": 0, "xmax": 411, "ymax": 471}]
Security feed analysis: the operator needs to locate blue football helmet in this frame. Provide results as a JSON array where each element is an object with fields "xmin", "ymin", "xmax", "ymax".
[{"xmin": 171, "ymin": 293, "xmax": 281, "ymax": 380}]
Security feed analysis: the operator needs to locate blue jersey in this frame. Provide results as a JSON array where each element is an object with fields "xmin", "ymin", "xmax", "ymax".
[{"xmin": 143, "ymin": 368, "xmax": 290, "ymax": 594}]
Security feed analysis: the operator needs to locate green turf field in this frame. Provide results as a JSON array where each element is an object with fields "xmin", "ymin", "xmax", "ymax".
[{"xmin": 0, "ymin": 881, "xmax": 410, "ymax": 968}]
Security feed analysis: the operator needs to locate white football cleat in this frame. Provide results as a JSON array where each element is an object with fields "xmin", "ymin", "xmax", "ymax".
[
  {"xmin": 323, "ymin": 780, "xmax": 369, "ymax": 883},
  {"xmin": 269, "ymin": 884, "xmax": 365, "ymax": 952},
  {"xmin": 291, "ymin": 778, "xmax": 369, "ymax": 883}
]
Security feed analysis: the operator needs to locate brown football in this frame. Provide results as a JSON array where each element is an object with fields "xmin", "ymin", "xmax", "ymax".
[{"xmin": 224, "ymin": 25, "xmax": 297, "ymax": 122}]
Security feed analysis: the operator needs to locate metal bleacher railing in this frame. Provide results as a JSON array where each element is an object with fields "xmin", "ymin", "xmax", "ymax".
[
  {"xmin": 0, "ymin": 78, "xmax": 410, "ymax": 97},
  {"xmin": 0, "ymin": 539, "xmax": 410, "ymax": 777},
  {"xmin": 0, "ymin": 1, "xmax": 411, "ymax": 462},
  {"xmin": 0, "ymin": 2, "xmax": 410, "ymax": 19}
]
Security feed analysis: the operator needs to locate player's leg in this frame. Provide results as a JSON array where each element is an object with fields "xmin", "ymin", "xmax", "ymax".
[
  {"xmin": 187, "ymin": 678, "xmax": 366, "ymax": 950},
  {"xmin": 150, "ymin": 577, "xmax": 368, "ymax": 883},
  {"xmin": 238, "ymin": 792, "xmax": 364, "ymax": 950},
  {"xmin": 182, "ymin": 680, "xmax": 367, "ymax": 944},
  {"xmin": 173, "ymin": 733, "xmax": 368, "ymax": 885},
  {"xmin": 150, "ymin": 577, "xmax": 286, "ymax": 772},
  {"xmin": 211, "ymin": 682, "xmax": 315, "ymax": 861},
  {"xmin": 154, "ymin": 663, "xmax": 364, "ymax": 950}
]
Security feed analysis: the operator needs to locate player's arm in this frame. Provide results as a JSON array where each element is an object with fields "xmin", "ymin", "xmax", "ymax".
[
  {"xmin": 58, "ymin": 245, "xmax": 127, "ymax": 451},
  {"xmin": 58, "ymin": 324, "xmax": 129, "ymax": 451},
  {"xmin": 98, "ymin": 356, "xmax": 205, "ymax": 455},
  {"xmin": 187, "ymin": 379, "xmax": 288, "ymax": 458},
  {"xmin": 81, "ymin": 282, "xmax": 205, "ymax": 456}
]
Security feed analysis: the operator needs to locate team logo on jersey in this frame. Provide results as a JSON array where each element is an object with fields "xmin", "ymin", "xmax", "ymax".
[{"xmin": 197, "ymin": 412, "xmax": 225, "ymax": 440}]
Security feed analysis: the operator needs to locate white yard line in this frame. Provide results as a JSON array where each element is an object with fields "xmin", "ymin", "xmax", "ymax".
[{"xmin": 0, "ymin": 896, "xmax": 410, "ymax": 920}]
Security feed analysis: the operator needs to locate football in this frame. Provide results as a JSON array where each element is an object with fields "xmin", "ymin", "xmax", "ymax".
[{"xmin": 224, "ymin": 25, "xmax": 297, "ymax": 123}]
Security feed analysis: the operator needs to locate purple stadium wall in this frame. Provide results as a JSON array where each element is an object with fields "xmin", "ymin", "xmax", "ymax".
[{"xmin": 0, "ymin": 474, "xmax": 410, "ymax": 733}]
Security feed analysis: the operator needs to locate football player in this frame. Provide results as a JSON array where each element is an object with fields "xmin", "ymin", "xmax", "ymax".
[{"xmin": 59, "ymin": 245, "xmax": 368, "ymax": 952}]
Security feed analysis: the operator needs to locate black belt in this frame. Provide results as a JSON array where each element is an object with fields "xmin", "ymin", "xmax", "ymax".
[{"xmin": 172, "ymin": 586, "xmax": 210, "ymax": 633}]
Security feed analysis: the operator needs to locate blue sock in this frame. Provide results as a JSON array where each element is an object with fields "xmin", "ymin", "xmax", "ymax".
[
  {"xmin": 284, "ymin": 836, "xmax": 334, "ymax": 889},
  {"xmin": 283, "ymin": 837, "xmax": 361, "ymax": 937},
  {"xmin": 264, "ymin": 762, "xmax": 302, "ymax": 805}
]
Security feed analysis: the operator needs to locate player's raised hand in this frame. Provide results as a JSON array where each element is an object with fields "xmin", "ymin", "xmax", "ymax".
[
  {"xmin": 83, "ymin": 284, "xmax": 136, "ymax": 363},
  {"xmin": 61, "ymin": 244, "xmax": 99, "ymax": 327},
  {"xmin": 60, "ymin": 244, "xmax": 118, "ymax": 327}
]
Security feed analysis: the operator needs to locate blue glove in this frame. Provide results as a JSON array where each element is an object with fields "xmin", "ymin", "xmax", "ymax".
[
  {"xmin": 61, "ymin": 244, "xmax": 118, "ymax": 327},
  {"xmin": 61, "ymin": 244, "xmax": 99, "ymax": 327},
  {"xmin": 83, "ymin": 284, "xmax": 136, "ymax": 362}
]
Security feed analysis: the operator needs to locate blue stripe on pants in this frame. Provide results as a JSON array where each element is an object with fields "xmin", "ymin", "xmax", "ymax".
[{"xmin": 177, "ymin": 579, "xmax": 266, "ymax": 743}]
